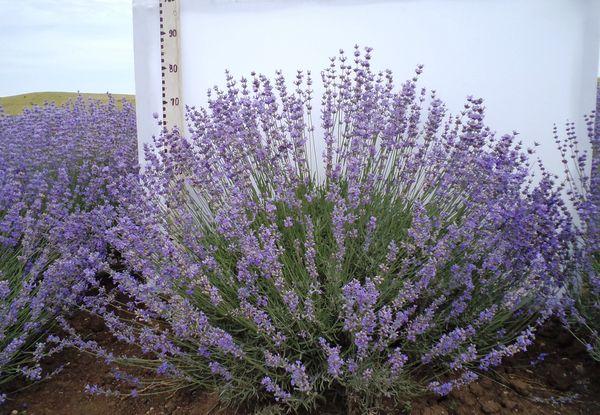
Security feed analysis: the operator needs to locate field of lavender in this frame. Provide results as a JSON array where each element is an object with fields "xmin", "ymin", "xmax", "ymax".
[{"xmin": 0, "ymin": 50, "xmax": 599, "ymax": 414}]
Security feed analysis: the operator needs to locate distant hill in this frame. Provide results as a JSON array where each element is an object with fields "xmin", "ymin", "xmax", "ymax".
[{"xmin": 0, "ymin": 92, "xmax": 135, "ymax": 115}]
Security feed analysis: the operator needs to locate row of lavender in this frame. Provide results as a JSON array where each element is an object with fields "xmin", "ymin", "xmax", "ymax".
[
  {"xmin": 1, "ymin": 50, "xmax": 598, "ymax": 412},
  {"xmin": 0, "ymin": 97, "xmax": 138, "ymax": 403}
]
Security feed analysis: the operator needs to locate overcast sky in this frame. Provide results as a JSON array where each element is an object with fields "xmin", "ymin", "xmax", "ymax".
[{"xmin": 0, "ymin": 0, "xmax": 134, "ymax": 96}]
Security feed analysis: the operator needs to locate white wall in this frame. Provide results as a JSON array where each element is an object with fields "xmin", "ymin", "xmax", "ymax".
[{"xmin": 133, "ymin": 0, "xmax": 600, "ymax": 181}]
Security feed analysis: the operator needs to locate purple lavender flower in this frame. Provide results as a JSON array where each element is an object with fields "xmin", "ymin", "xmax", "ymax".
[
  {"xmin": 319, "ymin": 338, "xmax": 345, "ymax": 378},
  {"xmin": 388, "ymin": 348, "xmax": 408, "ymax": 377},
  {"xmin": 261, "ymin": 376, "xmax": 291, "ymax": 402}
]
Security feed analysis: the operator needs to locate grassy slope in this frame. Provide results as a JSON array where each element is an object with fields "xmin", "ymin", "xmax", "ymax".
[{"xmin": 0, "ymin": 92, "xmax": 135, "ymax": 115}]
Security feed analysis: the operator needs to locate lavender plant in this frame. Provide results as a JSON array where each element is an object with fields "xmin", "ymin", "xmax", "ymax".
[
  {"xmin": 0, "ymin": 98, "xmax": 137, "ymax": 403},
  {"xmin": 77, "ymin": 48, "xmax": 575, "ymax": 412},
  {"xmin": 560, "ymin": 84, "xmax": 600, "ymax": 360}
]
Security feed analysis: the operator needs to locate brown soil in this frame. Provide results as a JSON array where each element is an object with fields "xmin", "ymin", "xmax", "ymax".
[
  {"xmin": 2, "ymin": 313, "xmax": 234, "ymax": 415},
  {"xmin": 2, "ymin": 316, "xmax": 599, "ymax": 415},
  {"xmin": 410, "ymin": 323, "xmax": 600, "ymax": 415}
]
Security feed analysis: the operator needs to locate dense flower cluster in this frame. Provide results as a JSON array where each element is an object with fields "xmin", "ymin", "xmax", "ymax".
[
  {"xmin": 0, "ymin": 98, "xmax": 137, "ymax": 402},
  {"xmin": 69, "ymin": 48, "xmax": 581, "ymax": 412}
]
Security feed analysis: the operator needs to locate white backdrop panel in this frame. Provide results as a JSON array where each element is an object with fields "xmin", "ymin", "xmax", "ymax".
[{"xmin": 133, "ymin": 0, "xmax": 599, "ymax": 181}]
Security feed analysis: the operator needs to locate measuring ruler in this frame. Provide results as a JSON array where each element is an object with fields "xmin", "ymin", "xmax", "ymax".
[{"xmin": 159, "ymin": 0, "xmax": 183, "ymax": 132}]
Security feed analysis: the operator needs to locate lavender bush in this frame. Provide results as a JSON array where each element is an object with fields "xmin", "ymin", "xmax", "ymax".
[
  {"xmin": 0, "ymin": 98, "xmax": 137, "ymax": 403},
  {"xmin": 72, "ymin": 48, "xmax": 576, "ymax": 412},
  {"xmin": 560, "ymin": 84, "xmax": 600, "ymax": 360}
]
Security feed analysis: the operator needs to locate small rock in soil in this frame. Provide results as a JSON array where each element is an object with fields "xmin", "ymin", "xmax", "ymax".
[
  {"xmin": 451, "ymin": 389, "xmax": 478, "ymax": 407},
  {"xmin": 479, "ymin": 399, "xmax": 502, "ymax": 414},
  {"xmin": 469, "ymin": 383, "xmax": 486, "ymax": 398},
  {"xmin": 508, "ymin": 378, "xmax": 529, "ymax": 396},
  {"xmin": 480, "ymin": 378, "xmax": 494, "ymax": 389},
  {"xmin": 164, "ymin": 400, "xmax": 177, "ymax": 411},
  {"xmin": 501, "ymin": 397, "xmax": 518, "ymax": 410}
]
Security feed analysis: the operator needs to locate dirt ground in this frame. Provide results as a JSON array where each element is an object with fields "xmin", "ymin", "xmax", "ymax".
[
  {"xmin": 2, "ymin": 315, "xmax": 599, "ymax": 415},
  {"xmin": 410, "ymin": 322, "xmax": 600, "ymax": 415},
  {"xmin": 1, "ymin": 313, "xmax": 233, "ymax": 415}
]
